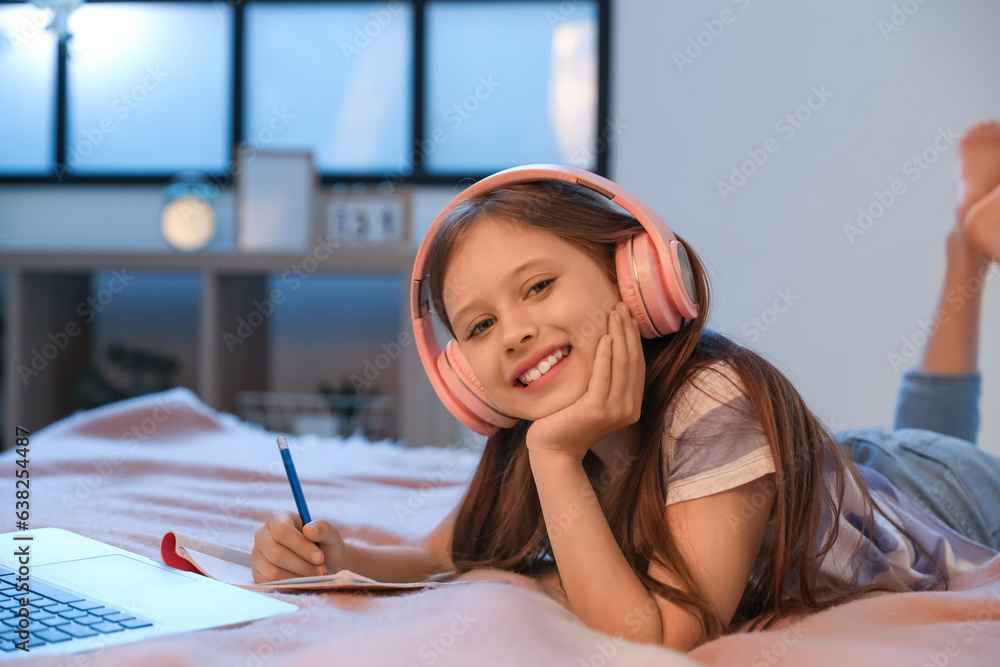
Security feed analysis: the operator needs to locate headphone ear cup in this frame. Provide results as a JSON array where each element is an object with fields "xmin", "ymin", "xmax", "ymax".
[
  {"xmin": 615, "ymin": 232, "xmax": 684, "ymax": 337},
  {"xmin": 615, "ymin": 237, "xmax": 658, "ymax": 339},
  {"xmin": 437, "ymin": 340, "xmax": 517, "ymax": 431}
]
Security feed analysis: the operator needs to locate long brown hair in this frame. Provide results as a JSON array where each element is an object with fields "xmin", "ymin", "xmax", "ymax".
[{"xmin": 425, "ymin": 180, "xmax": 949, "ymax": 646}]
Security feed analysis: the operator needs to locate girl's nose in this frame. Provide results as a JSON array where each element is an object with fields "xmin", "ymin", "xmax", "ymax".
[{"xmin": 501, "ymin": 316, "xmax": 538, "ymax": 352}]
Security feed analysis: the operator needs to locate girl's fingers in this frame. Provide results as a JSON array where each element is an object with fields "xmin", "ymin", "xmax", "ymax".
[
  {"xmin": 254, "ymin": 538, "xmax": 320, "ymax": 579},
  {"xmin": 616, "ymin": 303, "xmax": 644, "ymax": 418},
  {"xmin": 589, "ymin": 333, "xmax": 613, "ymax": 404},
  {"xmin": 624, "ymin": 303, "xmax": 644, "ymax": 379},
  {"xmin": 562, "ymin": 308, "xmax": 615, "ymax": 415},
  {"xmin": 608, "ymin": 307, "xmax": 628, "ymax": 398},
  {"xmin": 625, "ymin": 304, "xmax": 643, "ymax": 359},
  {"xmin": 618, "ymin": 302, "xmax": 637, "ymax": 361}
]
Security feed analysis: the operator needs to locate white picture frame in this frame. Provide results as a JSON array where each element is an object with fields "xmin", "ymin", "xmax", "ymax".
[{"xmin": 236, "ymin": 149, "xmax": 319, "ymax": 252}]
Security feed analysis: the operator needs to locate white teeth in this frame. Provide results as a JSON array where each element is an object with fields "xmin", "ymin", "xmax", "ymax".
[{"xmin": 519, "ymin": 347, "xmax": 571, "ymax": 386}]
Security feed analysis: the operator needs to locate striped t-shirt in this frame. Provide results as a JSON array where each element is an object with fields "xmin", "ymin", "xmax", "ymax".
[
  {"xmin": 660, "ymin": 360, "xmax": 997, "ymax": 593},
  {"xmin": 661, "ymin": 360, "xmax": 774, "ymax": 507}
]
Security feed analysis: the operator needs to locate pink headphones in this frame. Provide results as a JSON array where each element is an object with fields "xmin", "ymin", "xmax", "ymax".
[{"xmin": 410, "ymin": 164, "xmax": 699, "ymax": 436}]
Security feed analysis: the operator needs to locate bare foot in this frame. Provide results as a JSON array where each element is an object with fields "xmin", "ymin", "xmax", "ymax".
[{"xmin": 956, "ymin": 121, "xmax": 1000, "ymax": 262}]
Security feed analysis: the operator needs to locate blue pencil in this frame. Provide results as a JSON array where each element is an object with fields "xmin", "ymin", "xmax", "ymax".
[{"xmin": 276, "ymin": 434, "xmax": 312, "ymax": 526}]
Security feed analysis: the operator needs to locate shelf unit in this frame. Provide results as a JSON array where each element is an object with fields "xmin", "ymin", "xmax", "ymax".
[{"xmin": 0, "ymin": 246, "xmax": 455, "ymax": 451}]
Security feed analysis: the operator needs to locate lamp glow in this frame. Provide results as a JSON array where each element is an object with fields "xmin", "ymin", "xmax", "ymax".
[{"xmin": 160, "ymin": 176, "xmax": 217, "ymax": 252}]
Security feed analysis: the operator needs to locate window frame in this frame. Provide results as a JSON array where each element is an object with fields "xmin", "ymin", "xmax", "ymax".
[{"xmin": 0, "ymin": 0, "xmax": 612, "ymax": 185}]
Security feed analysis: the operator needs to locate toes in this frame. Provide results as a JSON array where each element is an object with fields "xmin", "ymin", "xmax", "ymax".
[
  {"xmin": 962, "ymin": 186, "xmax": 1000, "ymax": 263},
  {"xmin": 961, "ymin": 120, "xmax": 1000, "ymax": 147},
  {"xmin": 956, "ymin": 120, "xmax": 1000, "ymax": 221}
]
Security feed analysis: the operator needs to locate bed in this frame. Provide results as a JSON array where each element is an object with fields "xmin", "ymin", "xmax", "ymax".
[{"xmin": 3, "ymin": 387, "xmax": 999, "ymax": 666}]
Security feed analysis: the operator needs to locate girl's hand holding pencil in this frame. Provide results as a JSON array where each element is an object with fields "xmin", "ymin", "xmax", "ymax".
[
  {"xmin": 252, "ymin": 511, "xmax": 350, "ymax": 583},
  {"xmin": 525, "ymin": 301, "xmax": 645, "ymax": 462},
  {"xmin": 252, "ymin": 435, "xmax": 350, "ymax": 583}
]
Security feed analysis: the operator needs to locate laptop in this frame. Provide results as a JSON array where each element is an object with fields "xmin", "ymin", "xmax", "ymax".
[{"xmin": 0, "ymin": 528, "xmax": 297, "ymax": 658}]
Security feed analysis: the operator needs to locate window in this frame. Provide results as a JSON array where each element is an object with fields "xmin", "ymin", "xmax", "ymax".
[
  {"xmin": 244, "ymin": 2, "xmax": 412, "ymax": 173},
  {"xmin": 66, "ymin": 2, "xmax": 232, "ymax": 173},
  {"xmin": 0, "ymin": 0, "xmax": 608, "ymax": 183},
  {"xmin": 0, "ymin": 4, "xmax": 57, "ymax": 173},
  {"xmin": 425, "ymin": 1, "xmax": 599, "ymax": 172}
]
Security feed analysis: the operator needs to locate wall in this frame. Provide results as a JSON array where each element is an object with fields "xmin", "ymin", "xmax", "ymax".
[
  {"xmin": 2, "ymin": 0, "xmax": 999, "ymax": 453},
  {"xmin": 611, "ymin": 0, "xmax": 1000, "ymax": 454}
]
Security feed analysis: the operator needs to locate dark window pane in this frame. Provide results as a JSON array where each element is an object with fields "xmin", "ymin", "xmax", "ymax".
[
  {"xmin": 426, "ymin": 1, "xmax": 599, "ymax": 173},
  {"xmin": 65, "ymin": 2, "xmax": 232, "ymax": 173},
  {"xmin": 0, "ymin": 5, "xmax": 56, "ymax": 173},
  {"xmin": 245, "ymin": 2, "xmax": 412, "ymax": 173}
]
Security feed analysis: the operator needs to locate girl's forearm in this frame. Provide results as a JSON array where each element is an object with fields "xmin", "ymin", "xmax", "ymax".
[
  {"xmin": 341, "ymin": 539, "xmax": 452, "ymax": 584},
  {"xmin": 528, "ymin": 448, "xmax": 662, "ymax": 644}
]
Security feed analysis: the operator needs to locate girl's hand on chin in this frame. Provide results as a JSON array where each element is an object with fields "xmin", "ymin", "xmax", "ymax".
[{"xmin": 525, "ymin": 302, "xmax": 645, "ymax": 461}]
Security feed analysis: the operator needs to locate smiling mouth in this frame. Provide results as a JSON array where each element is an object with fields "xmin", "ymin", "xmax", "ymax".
[{"xmin": 516, "ymin": 346, "xmax": 572, "ymax": 387}]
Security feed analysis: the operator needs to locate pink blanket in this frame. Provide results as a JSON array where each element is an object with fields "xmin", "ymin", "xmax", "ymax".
[{"xmin": 3, "ymin": 388, "xmax": 999, "ymax": 666}]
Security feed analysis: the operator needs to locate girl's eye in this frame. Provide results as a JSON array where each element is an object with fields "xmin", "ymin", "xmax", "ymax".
[
  {"xmin": 528, "ymin": 279, "xmax": 552, "ymax": 295},
  {"xmin": 465, "ymin": 279, "xmax": 554, "ymax": 339},
  {"xmin": 468, "ymin": 317, "xmax": 494, "ymax": 338}
]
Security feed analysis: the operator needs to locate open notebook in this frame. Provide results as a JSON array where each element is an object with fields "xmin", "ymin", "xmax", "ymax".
[{"xmin": 160, "ymin": 531, "xmax": 498, "ymax": 591}]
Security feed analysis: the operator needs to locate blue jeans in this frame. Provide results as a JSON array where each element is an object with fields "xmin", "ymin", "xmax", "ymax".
[{"xmin": 835, "ymin": 369, "xmax": 1000, "ymax": 551}]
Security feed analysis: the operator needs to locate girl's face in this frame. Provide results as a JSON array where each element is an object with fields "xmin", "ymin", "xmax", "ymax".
[{"xmin": 442, "ymin": 217, "xmax": 622, "ymax": 422}]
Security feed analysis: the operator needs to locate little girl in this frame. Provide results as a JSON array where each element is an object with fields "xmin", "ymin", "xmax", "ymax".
[{"xmin": 252, "ymin": 122, "xmax": 1000, "ymax": 653}]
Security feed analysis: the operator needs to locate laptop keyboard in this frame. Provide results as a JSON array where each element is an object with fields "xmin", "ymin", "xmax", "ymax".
[{"xmin": 0, "ymin": 563, "xmax": 154, "ymax": 653}]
